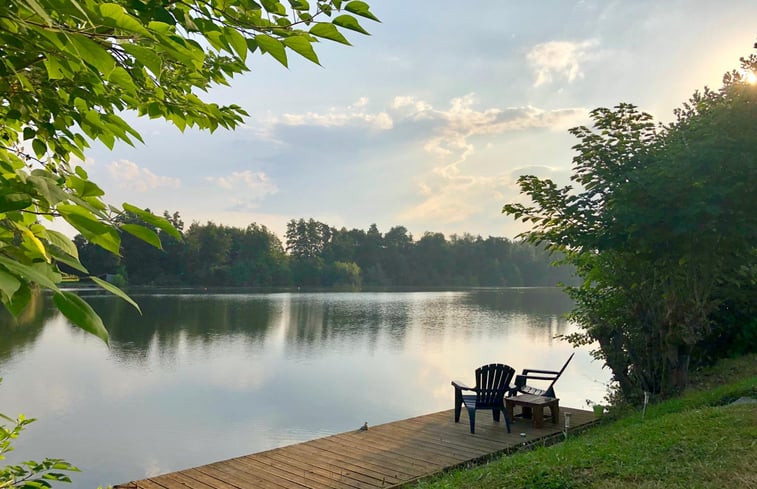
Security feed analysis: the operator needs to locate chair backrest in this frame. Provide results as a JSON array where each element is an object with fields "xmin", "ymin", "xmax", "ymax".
[
  {"xmin": 515, "ymin": 352, "xmax": 575, "ymax": 398},
  {"xmin": 475, "ymin": 363, "xmax": 515, "ymax": 407},
  {"xmin": 544, "ymin": 352, "xmax": 574, "ymax": 393}
]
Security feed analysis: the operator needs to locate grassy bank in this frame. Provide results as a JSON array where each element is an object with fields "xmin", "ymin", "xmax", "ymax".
[{"xmin": 415, "ymin": 355, "xmax": 757, "ymax": 489}]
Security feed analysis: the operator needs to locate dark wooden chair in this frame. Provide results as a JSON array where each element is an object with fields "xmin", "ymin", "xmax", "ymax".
[
  {"xmin": 452, "ymin": 363, "xmax": 515, "ymax": 434},
  {"xmin": 509, "ymin": 352, "xmax": 574, "ymax": 398}
]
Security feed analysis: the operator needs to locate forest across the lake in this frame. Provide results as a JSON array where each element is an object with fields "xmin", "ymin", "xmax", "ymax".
[{"xmin": 73, "ymin": 216, "xmax": 575, "ymax": 288}]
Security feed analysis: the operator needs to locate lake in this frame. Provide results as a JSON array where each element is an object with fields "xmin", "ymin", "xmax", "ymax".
[{"xmin": 0, "ymin": 287, "xmax": 610, "ymax": 487}]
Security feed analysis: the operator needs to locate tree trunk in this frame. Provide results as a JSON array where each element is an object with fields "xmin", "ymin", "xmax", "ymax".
[{"xmin": 665, "ymin": 343, "xmax": 691, "ymax": 394}]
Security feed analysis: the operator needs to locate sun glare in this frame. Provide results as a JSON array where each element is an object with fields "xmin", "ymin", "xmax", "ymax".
[{"xmin": 743, "ymin": 70, "xmax": 757, "ymax": 85}]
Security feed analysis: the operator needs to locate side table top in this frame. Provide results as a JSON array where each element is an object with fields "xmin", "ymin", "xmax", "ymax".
[{"xmin": 505, "ymin": 394, "xmax": 559, "ymax": 405}]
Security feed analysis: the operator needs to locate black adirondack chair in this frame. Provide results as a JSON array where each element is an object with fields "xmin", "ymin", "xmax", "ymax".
[
  {"xmin": 510, "ymin": 352, "xmax": 574, "ymax": 398},
  {"xmin": 452, "ymin": 363, "xmax": 515, "ymax": 434}
]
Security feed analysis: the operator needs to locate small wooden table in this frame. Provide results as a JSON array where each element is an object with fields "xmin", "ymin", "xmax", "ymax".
[{"xmin": 504, "ymin": 394, "xmax": 560, "ymax": 428}]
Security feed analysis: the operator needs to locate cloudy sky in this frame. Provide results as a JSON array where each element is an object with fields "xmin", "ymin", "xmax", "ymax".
[{"xmin": 80, "ymin": 0, "xmax": 757, "ymax": 241}]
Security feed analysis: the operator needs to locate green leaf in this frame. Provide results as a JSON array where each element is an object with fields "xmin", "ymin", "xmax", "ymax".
[
  {"xmin": 28, "ymin": 175, "xmax": 68, "ymax": 205},
  {"xmin": 90, "ymin": 276, "xmax": 141, "ymax": 314},
  {"xmin": 309, "ymin": 23, "xmax": 350, "ymax": 45},
  {"xmin": 5, "ymin": 282, "xmax": 31, "ymax": 316},
  {"xmin": 99, "ymin": 3, "xmax": 150, "ymax": 35},
  {"xmin": 32, "ymin": 138, "xmax": 46, "ymax": 157},
  {"xmin": 89, "ymin": 229, "xmax": 121, "ymax": 256},
  {"xmin": 0, "ymin": 256, "xmax": 60, "ymax": 291},
  {"xmin": 224, "ymin": 27, "xmax": 248, "ymax": 62},
  {"xmin": 261, "ymin": 0, "xmax": 286, "ymax": 15},
  {"xmin": 23, "ymin": 0, "xmax": 53, "ymax": 26},
  {"xmin": 46, "ymin": 230, "xmax": 79, "ymax": 259},
  {"xmin": 121, "ymin": 223, "xmax": 162, "ymax": 249},
  {"xmin": 18, "ymin": 224, "xmax": 50, "ymax": 263},
  {"xmin": 57, "ymin": 204, "xmax": 109, "ymax": 235},
  {"xmin": 58, "ymin": 205, "xmax": 121, "ymax": 255},
  {"xmin": 43, "ymin": 56, "xmax": 67, "ymax": 79},
  {"xmin": 0, "ymin": 193, "xmax": 32, "ymax": 212},
  {"xmin": 69, "ymin": 34, "xmax": 116, "ymax": 75},
  {"xmin": 332, "ymin": 15, "xmax": 369, "ymax": 35},
  {"xmin": 256, "ymin": 34, "xmax": 288, "ymax": 67},
  {"xmin": 344, "ymin": 1, "xmax": 380, "ymax": 21},
  {"xmin": 122, "ymin": 203, "xmax": 182, "ymax": 240},
  {"xmin": 0, "ymin": 270, "xmax": 21, "ymax": 299},
  {"xmin": 108, "ymin": 67, "xmax": 138, "ymax": 95},
  {"xmin": 122, "ymin": 44, "xmax": 162, "ymax": 76},
  {"xmin": 49, "ymin": 247, "xmax": 88, "ymax": 274},
  {"xmin": 288, "ymin": 0, "xmax": 310, "ymax": 10},
  {"xmin": 53, "ymin": 292, "xmax": 109, "ymax": 344},
  {"xmin": 283, "ymin": 36, "xmax": 320, "ymax": 64}
]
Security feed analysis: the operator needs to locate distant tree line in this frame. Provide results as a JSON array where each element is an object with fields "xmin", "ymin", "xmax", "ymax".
[{"xmin": 73, "ymin": 216, "xmax": 575, "ymax": 288}]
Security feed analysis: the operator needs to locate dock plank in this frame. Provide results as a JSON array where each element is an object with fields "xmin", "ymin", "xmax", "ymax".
[
  {"xmin": 264, "ymin": 445, "xmax": 403, "ymax": 486},
  {"xmin": 116, "ymin": 407, "xmax": 596, "ymax": 489}
]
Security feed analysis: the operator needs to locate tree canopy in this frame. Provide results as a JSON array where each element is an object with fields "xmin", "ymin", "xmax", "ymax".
[
  {"xmin": 74, "ymin": 216, "xmax": 576, "ymax": 288},
  {"xmin": 504, "ymin": 51, "xmax": 757, "ymax": 399},
  {"xmin": 0, "ymin": 0, "xmax": 378, "ymax": 342}
]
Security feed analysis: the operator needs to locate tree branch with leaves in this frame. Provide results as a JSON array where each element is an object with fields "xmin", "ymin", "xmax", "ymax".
[{"xmin": 0, "ymin": 0, "xmax": 379, "ymax": 341}]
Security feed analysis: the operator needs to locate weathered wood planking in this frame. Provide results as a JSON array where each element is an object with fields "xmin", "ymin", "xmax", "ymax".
[{"xmin": 116, "ymin": 407, "xmax": 596, "ymax": 489}]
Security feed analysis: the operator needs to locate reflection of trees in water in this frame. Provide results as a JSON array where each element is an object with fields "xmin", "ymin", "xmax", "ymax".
[
  {"xmin": 2, "ymin": 289, "xmax": 575, "ymax": 367},
  {"xmin": 465, "ymin": 288, "xmax": 573, "ymax": 316},
  {"xmin": 283, "ymin": 295, "xmax": 411, "ymax": 353},
  {"xmin": 0, "ymin": 290, "xmax": 58, "ymax": 367},
  {"xmin": 464, "ymin": 288, "xmax": 573, "ymax": 337},
  {"xmin": 81, "ymin": 293, "xmax": 279, "ymax": 365}
]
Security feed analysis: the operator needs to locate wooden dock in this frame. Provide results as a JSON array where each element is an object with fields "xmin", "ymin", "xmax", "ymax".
[{"xmin": 116, "ymin": 407, "xmax": 596, "ymax": 489}]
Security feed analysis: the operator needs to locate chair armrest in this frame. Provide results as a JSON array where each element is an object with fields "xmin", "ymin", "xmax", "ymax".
[
  {"xmin": 451, "ymin": 380, "xmax": 475, "ymax": 391},
  {"xmin": 522, "ymin": 368, "xmax": 559, "ymax": 375},
  {"xmin": 519, "ymin": 374, "xmax": 558, "ymax": 381}
]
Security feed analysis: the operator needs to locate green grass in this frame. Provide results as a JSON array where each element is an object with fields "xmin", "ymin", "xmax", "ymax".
[{"xmin": 414, "ymin": 355, "xmax": 757, "ymax": 489}]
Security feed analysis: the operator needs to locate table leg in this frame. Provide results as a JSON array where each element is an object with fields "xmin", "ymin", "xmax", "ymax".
[
  {"xmin": 551, "ymin": 402, "xmax": 559, "ymax": 424},
  {"xmin": 505, "ymin": 399, "xmax": 515, "ymax": 423},
  {"xmin": 533, "ymin": 406, "xmax": 544, "ymax": 428}
]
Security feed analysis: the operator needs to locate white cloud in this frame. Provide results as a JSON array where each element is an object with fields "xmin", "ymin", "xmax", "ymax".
[
  {"xmin": 391, "ymin": 95, "xmax": 433, "ymax": 115},
  {"xmin": 527, "ymin": 39, "xmax": 599, "ymax": 87},
  {"xmin": 271, "ymin": 97, "xmax": 394, "ymax": 131},
  {"xmin": 107, "ymin": 159, "xmax": 180, "ymax": 192},
  {"xmin": 206, "ymin": 170, "xmax": 278, "ymax": 200},
  {"xmin": 352, "ymin": 96, "xmax": 370, "ymax": 108},
  {"xmin": 249, "ymin": 93, "xmax": 588, "ymax": 227},
  {"xmin": 392, "ymin": 94, "xmax": 587, "ymax": 225},
  {"xmin": 402, "ymin": 93, "xmax": 587, "ymax": 168}
]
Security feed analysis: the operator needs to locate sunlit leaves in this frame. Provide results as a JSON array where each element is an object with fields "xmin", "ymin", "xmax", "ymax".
[
  {"xmin": 122, "ymin": 203, "xmax": 182, "ymax": 240},
  {"xmin": 283, "ymin": 36, "xmax": 320, "ymax": 64},
  {"xmin": 121, "ymin": 223, "xmax": 162, "ymax": 250},
  {"xmin": 310, "ymin": 23, "xmax": 351, "ymax": 45},
  {"xmin": 256, "ymin": 34, "xmax": 288, "ymax": 66},
  {"xmin": 332, "ymin": 14, "xmax": 369, "ymax": 34},
  {"xmin": 345, "ymin": 1, "xmax": 379, "ymax": 21}
]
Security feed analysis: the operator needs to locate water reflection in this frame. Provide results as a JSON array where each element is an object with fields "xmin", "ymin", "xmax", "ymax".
[
  {"xmin": 0, "ymin": 291, "xmax": 57, "ymax": 365},
  {"xmin": 0, "ymin": 288, "xmax": 606, "ymax": 488}
]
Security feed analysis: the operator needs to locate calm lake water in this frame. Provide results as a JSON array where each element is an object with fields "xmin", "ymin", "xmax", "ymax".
[{"xmin": 0, "ymin": 288, "xmax": 609, "ymax": 487}]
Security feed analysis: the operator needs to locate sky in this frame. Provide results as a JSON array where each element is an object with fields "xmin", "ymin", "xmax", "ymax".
[{"xmin": 77, "ymin": 0, "xmax": 757, "ymax": 241}]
